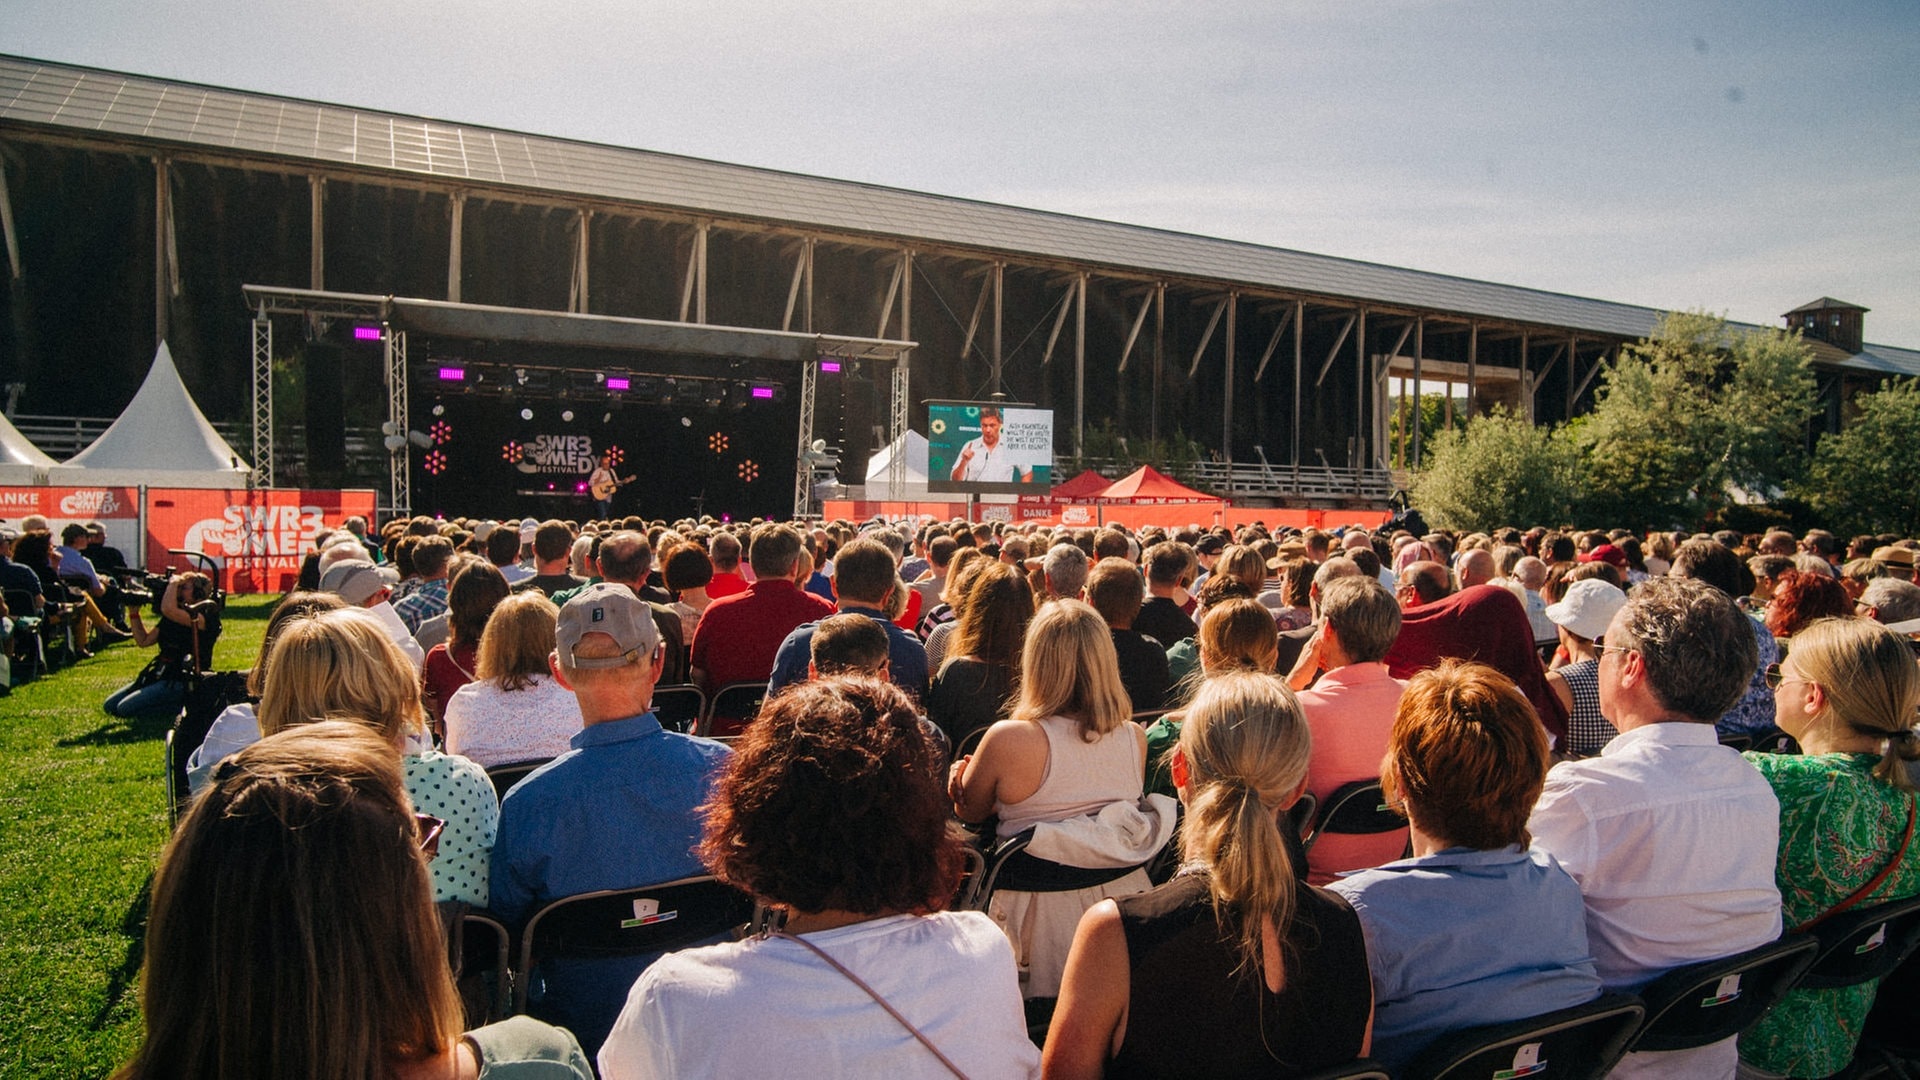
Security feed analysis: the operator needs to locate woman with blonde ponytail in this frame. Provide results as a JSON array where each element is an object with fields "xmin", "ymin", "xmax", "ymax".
[
  {"xmin": 1043, "ymin": 670, "xmax": 1372, "ymax": 1079},
  {"xmin": 1738, "ymin": 616, "xmax": 1920, "ymax": 1078}
]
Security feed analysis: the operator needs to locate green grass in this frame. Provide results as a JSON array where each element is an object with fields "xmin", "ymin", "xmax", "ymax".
[{"xmin": 0, "ymin": 596, "xmax": 275, "ymax": 1079}]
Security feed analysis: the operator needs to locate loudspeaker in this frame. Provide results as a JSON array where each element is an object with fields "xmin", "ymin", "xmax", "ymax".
[{"xmin": 304, "ymin": 341, "xmax": 346, "ymax": 480}]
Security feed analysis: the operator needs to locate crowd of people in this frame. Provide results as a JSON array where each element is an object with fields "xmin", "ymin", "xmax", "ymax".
[{"xmin": 51, "ymin": 507, "xmax": 1920, "ymax": 1078}]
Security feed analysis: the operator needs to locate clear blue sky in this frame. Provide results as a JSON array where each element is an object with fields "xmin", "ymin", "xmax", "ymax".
[{"xmin": 11, "ymin": 0, "xmax": 1918, "ymax": 345}]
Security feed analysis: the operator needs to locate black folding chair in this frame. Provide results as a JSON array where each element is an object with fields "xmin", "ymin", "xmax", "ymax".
[
  {"xmin": 1303, "ymin": 779, "xmax": 1407, "ymax": 857},
  {"xmin": 1624, "ymin": 934, "xmax": 1817, "ymax": 1054},
  {"xmin": 966, "ymin": 829, "xmax": 1163, "ymax": 913},
  {"xmin": 700, "ymin": 681, "xmax": 769, "ymax": 737},
  {"xmin": 3, "ymin": 588, "xmax": 46, "ymax": 682},
  {"xmin": 1298, "ymin": 1063, "xmax": 1392, "ymax": 1080},
  {"xmin": 650, "ymin": 683, "xmax": 707, "ymax": 734},
  {"xmin": 487, "ymin": 759, "xmax": 551, "ymax": 803},
  {"xmin": 514, "ymin": 875, "xmax": 755, "ymax": 1015},
  {"xmin": 1798, "ymin": 892, "xmax": 1920, "ymax": 991},
  {"xmin": 438, "ymin": 900, "xmax": 513, "ymax": 1025},
  {"xmin": 1399, "ymin": 993, "xmax": 1645, "ymax": 1080}
]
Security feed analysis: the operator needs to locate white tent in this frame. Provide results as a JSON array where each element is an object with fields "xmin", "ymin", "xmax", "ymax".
[
  {"xmin": 45, "ymin": 341, "xmax": 252, "ymax": 489},
  {"xmin": 862, "ymin": 429, "xmax": 931, "ymax": 499},
  {"xmin": 0, "ymin": 410, "xmax": 57, "ymax": 485}
]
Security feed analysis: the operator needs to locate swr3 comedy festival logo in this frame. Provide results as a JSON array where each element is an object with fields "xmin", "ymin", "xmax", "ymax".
[
  {"xmin": 181, "ymin": 504, "xmax": 328, "ymax": 569},
  {"xmin": 58, "ymin": 489, "xmax": 125, "ymax": 517}
]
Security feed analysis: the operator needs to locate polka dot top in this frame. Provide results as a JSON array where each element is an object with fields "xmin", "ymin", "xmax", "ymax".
[{"xmin": 405, "ymin": 750, "xmax": 499, "ymax": 907}]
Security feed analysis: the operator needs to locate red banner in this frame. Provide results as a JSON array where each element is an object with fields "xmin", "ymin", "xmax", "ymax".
[
  {"xmin": 0, "ymin": 485, "xmax": 144, "ymax": 561},
  {"xmin": 145, "ymin": 489, "xmax": 379, "ymax": 594}
]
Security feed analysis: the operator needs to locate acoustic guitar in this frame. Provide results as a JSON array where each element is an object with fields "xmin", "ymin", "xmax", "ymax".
[{"xmin": 590, "ymin": 473, "xmax": 636, "ymax": 501}]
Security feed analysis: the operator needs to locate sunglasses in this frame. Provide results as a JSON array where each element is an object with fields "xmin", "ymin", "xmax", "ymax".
[
  {"xmin": 415, "ymin": 813, "xmax": 446, "ymax": 862},
  {"xmin": 1762, "ymin": 663, "xmax": 1804, "ymax": 691}
]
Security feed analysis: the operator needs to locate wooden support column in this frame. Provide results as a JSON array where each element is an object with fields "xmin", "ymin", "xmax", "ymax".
[
  {"xmin": 154, "ymin": 157, "xmax": 173, "ymax": 344},
  {"xmin": 0, "ymin": 158, "xmax": 19, "ymax": 280},
  {"xmin": 1290, "ymin": 300, "xmax": 1303, "ymax": 470},
  {"xmin": 991, "ymin": 262, "xmax": 1004, "ymax": 395},
  {"xmin": 1074, "ymin": 273, "xmax": 1087, "ymax": 458},
  {"xmin": 1466, "ymin": 323, "xmax": 1478, "ymax": 420},
  {"xmin": 1222, "ymin": 292, "xmax": 1237, "ymax": 464},
  {"xmin": 1354, "ymin": 309, "xmax": 1367, "ymax": 473},
  {"xmin": 1412, "ymin": 318, "xmax": 1425, "ymax": 464},
  {"xmin": 309, "ymin": 175, "xmax": 325, "ymax": 291},
  {"xmin": 447, "ymin": 193, "xmax": 464, "ymax": 302}
]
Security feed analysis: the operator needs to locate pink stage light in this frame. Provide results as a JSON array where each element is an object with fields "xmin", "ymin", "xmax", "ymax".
[
  {"xmin": 751, "ymin": 386, "xmax": 775, "ymax": 400},
  {"xmin": 438, "ymin": 367, "xmax": 465, "ymax": 381},
  {"xmin": 607, "ymin": 376, "xmax": 630, "ymax": 391},
  {"xmin": 820, "ymin": 361, "xmax": 841, "ymax": 373},
  {"xmin": 354, "ymin": 326, "xmax": 382, "ymax": 341}
]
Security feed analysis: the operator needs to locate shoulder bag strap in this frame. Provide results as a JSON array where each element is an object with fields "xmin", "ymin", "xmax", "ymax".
[
  {"xmin": 770, "ymin": 931, "xmax": 970, "ymax": 1079},
  {"xmin": 1796, "ymin": 792, "xmax": 1918, "ymax": 933}
]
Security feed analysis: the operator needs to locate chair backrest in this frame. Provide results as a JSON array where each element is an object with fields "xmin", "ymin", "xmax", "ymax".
[
  {"xmin": 1289, "ymin": 791, "xmax": 1320, "ymax": 840},
  {"xmin": 437, "ymin": 900, "xmax": 512, "ymax": 1025},
  {"xmin": 700, "ymin": 681, "xmax": 769, "ymax": 736},
  {"xmin": 1626, "ymin": 934, "xmax": 1818, "ymax": 1053},
  {"xmin": 1400, "ymin": 993, "xmax": 1645, "ymax": 1080},
  {"xmin": 649, "ymin": 683, "xmax": 707, "ymax": 734},
  {"xmin": 163, "ymin": 728, "xmax": 180, "ymax": 829},
  {"xmin": 1304, "ymin": 779, "xmax": 1405, "ymax": 853},
  {"xmin": 1297, "ymin": 1063, "xmax": 1392, "ymax": 1080},
  {"xmin": 1799, "ymin": 891, "xmax": 1920, "ymax": 990},
  {"xmin": 1748, "ymin": 728, "xmax": 1800, "ymax": 755},
  {"xmin": 486, "ymin": 759, "xmax": 551, "ymax": 803},
  {"xmin": 969, "ymin": 828, "xmax": 1163, "ymax": 911},
  {"xmin": 954, "ymin": 724, "xmax": 990, "ymax": 761},
  {"xmin": 515, "ymin": 875, "xmax": 754, "ymax": 1014}
]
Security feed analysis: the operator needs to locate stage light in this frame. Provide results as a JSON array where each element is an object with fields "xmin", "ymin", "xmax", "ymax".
[
  {"xmin": 708, "ymin": 432, "xmax": 729, "ymax": 455},
  {"xmin": 607, "ymin": 376, "xmax": 631, "ymax": 392},
  {"xmin": 383, "ymin": 434, "xmax": 407, "ymax": 453},
  {"xmin": 680, "ymin": 416, "xmax": 692, "ymax": 427},
  {"xmin": 750, "ymin": 386, "xmax": 775, "ymax": 400},
  {"xmin": 575, "ymin": 482, "xmax": 588, "ymax": 493},
  {"xmin": 408, "ymin": 429, "xmax": 434, "ymax": 449},
  {"xmin": 429, "ymin": 421, "xmax": 452, "ymax": 444},
  {"xmin": 561, "ymin": 410, "xmax": 575, "ymax": 422},
  {"xmin": 820, "ymin": 361, "xmax": 842, "ymax": 373},
  {"xmin": 354, "ymin": 325, "xmax": 382, "ymax": 341},
  {"xmin": 520, "ymin": 408, "xmax": 534, "ymax": 421},
  {"xmin": 438, "ymin": 367, "xmax": 465, "ymax": 382},
  {"xmin": 603, "ymin": 412, "xmax": 612, "ymax": 424},
  {"xmin": 423, "ymin": 450, "xmax": 447, "ymax": 476},
  {"xmin": 737, "ymin": 460, "xmax": 760, "ymax": 482},
  {"xmin": 500, "ymin": 440, "xmax": 524, "ymax": 463},
  {"xmin": 604, "ymin": 446, "xmax": 626, "ymax": 467},
  {"xmin": 431, "ymin": 403, "xmax": 446, "ymax": 416}
]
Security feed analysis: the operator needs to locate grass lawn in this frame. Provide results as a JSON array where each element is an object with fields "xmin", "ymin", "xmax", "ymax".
[{"xmin": 0, "ymin": 595, "xmax": 275, "ymax": 1079}]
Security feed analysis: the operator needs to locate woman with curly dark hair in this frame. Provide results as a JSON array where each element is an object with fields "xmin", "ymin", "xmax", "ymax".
[
  {"xmin": 598, "ymin": 676, "xmax": 1037, "ymax": 1079},
  {"xmin": 1766, "ymin": 569, "xmax": 1854, "ymax": 642}
]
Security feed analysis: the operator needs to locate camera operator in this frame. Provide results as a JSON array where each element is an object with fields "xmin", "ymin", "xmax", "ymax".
[{"xmin": 103, "ymin": 572, "xmax": 221, "ymax": 718}]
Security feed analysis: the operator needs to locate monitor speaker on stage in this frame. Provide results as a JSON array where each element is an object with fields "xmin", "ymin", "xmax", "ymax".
[{"xmin": 304, "ymin": 341, "xmax": 346, "ymax": 481}]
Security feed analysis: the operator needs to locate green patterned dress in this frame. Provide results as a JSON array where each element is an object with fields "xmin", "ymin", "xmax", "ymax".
[{"xmin": 1739, "ymin": 752, "xmax": 1920, "ymax": 1078}]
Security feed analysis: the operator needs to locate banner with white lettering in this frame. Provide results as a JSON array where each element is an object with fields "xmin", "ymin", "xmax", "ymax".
[{"xmin": 145, "ymin": 488, "xmax": 379, "ymax": 593}]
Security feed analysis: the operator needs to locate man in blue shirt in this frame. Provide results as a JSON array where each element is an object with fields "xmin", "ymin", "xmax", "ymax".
[
  {"xmin": 767, "ymin": 538, "xmax": 928, "ymax": 700},
  {"xmin": 489, "ymin": 582, "xmax": 731, "ymax": 1057}
]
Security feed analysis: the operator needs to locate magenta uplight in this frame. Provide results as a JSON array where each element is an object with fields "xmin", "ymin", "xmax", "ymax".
[
  {"xmin": 751, "ymin": 386, "xmax": 775, "ymax": 399},
  {"xmin": 606, "ymin": 376, "xmax": 630, "ymax": 391},
  {"xmin": 437, "ymin": 367, "xmax": 465, "ymax": 381},
  {"xmin": 353, "ymin": 326, "xmax": 382, "ymax": 341},
  {"xmin": 820, "ymin": 361, "xmax": 842, "ymax": 373}
]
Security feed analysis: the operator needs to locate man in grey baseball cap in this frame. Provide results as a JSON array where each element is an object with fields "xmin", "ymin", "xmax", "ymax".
[{"xmin": 488, "ymin": 581, "xmax": 731, "ymax": 1056}]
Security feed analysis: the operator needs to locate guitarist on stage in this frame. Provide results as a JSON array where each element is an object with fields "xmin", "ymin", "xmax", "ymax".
[{"xmin": 587, "ymin": 451, "xmax": 633, "ymax": 520}]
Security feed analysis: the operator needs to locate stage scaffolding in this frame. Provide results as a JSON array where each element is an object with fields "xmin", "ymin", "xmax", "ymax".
[{"xmin": 242, "ymin": 286, "xmax": 914, "ymax": 519}]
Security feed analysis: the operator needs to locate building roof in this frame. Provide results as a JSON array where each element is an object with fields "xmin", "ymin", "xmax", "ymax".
[
  {"xmin": 0, "ymin": 55, "xmax": 1910, "ymax": 364},
  {"xmin": 1787, "ymin": 297, "xmax": 1870, "ymax": 315}
]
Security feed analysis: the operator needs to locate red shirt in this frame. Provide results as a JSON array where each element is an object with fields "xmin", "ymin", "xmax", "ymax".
[
  {"xmin": 421, "ymin": 640, "xmax": 479, "ymax": 734},
  {"xmin": 706, "ymin": 571, "xmax": 749, "ymax": 600},
  {"xmin": 690, "ymin": 578, "xmax": 834, "ymax": 693}
]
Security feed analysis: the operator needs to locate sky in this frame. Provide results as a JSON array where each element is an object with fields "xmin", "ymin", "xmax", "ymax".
[{"xmin": 10, "ymin": 0, "xmax": 1920, "ymax": 346}]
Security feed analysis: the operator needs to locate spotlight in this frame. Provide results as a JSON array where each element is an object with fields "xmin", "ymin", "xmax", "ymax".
[
  {"xmin": 520, "ymin": 408, "xmax": 534, "ymax": 421},
  {"xmin": 431, "ymin": 403, "xmax": 446, "ymax": 416},
  {"xmin": 561, "ymin": 410, "xmax": 575, "ymax": 422},
  {"xmin": 607, "ymin": 376, "xmax": 630, "ymax": 392},
  {"xmin": 408, "ymin": 430, "xmax": 433, "ymax": 449}
]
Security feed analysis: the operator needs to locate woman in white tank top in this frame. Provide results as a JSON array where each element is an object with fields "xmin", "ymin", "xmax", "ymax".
[{"xmin": 949, "ymin": 599, "xmax": 1153, "ymax": 998}]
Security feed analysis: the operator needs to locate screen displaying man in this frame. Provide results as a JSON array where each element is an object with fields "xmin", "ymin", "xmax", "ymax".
[{"xmin": 950, "ymin": 407, "xmax": 1030, "ymax": 483}]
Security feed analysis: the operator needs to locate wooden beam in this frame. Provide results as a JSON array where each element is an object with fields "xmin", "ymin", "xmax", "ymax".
[
  {"xmin": 1188, "ymin": 295, "xmax": 1228, "ymax": 378},
  {"xmin": 1314, "ymin": 313, "xmax": 1356, "ymax": 387},
  {"xmin": 1252, "ymin": 304, "xmax": 1295, "ymax": 383},
  {"xmin": 1117, "ymin": 288, "xmax": 1154, "ymax": 374}
]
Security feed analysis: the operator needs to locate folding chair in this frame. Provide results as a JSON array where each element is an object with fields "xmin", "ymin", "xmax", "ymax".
[
  {"xmin": 966, "ymin": 829, "xmax": 1164, "ymax": 913},
  {"xmin": 1399, "ymin": 993, "xmax": 1645, "ymax": 1080},
  {"xmin": 1749, "ymin": 728, "xmax": 1801, "ymax": 755},
  {"xmin": 438, "ymin": 900, "xmax": 513, "ymax": 1025},
  {"xmin": 163, "ymin": 728, "xmax": 181, "ymax": 828},
  {"xmin": 1797, "ymin": 892, "xmax": 1920, "ymax": 991},
  {"xmin": 1298, "ymin": 1063, "xmax": 1392, "ymax": 1080},
  {"xmin": 700, "ymin": 681, "xmax": 769, "ymax": 737},
  {"xmin": 486, "ymin": 759, "xmax": 551, "ymax": 803},
  {"xmin": 1303, "ymin": 779, "xmax": 1407, "ymax": 856},
  {"xmin": 649, "ymin": 683, "xmax": 707, "ymax": 734},
  {"xmin": 3, "ymin": 588, "xmax": 45, "ymax": 682},
  {"xmin": 1623, "ymin": 934, "xmax": 1817, "ymax": 1054},
  {"xmin": 514, "ymin": 875, "xmax": 755, "ymax": 1015}
]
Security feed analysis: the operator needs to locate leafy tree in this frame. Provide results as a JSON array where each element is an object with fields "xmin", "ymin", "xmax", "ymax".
[
  {"xmin": 1574, "ymin": 311, "xmax": 1815, "ymax": 527},
  {"xmin": 1389, "ymin": 391, "xmax": 1469, "ymax": 469},
  {"xmin": 1798, "ymin": 378, "xmax": 1920, "ymax": 536},
  {"xmin": 1411, "ymin": 407, "xmax": 1582, "ymax": 531}
]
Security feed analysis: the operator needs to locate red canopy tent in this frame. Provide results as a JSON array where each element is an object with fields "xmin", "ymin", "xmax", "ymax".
[
  {"xmin": 1091, "ymin": 465, "xmax": 1224, "ymax": 505},
  {"xmin": 1033, "ymin": 468, "xmax": 1113, "ymax": 500}
]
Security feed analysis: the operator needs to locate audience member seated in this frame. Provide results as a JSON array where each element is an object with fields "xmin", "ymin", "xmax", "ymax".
[
  {"xmin": 1860, "ymin": 576, "xmax": 1920, "ymax": 629},
  {"xmin": 661, "ymin": 544, "xmax": 713, "ymax": 644},
  {"xmin": 186, "ymin": 590, "xmax": 344, "ymax": 793},
  {"xmin": 113, "ymin": 722, "xmax": 591, "ymax": 1080},
  {"xmin": 1765, "ymin": 568, "xmax": 1854, "ymax": 642},
  {"xmin": 1145, "ymin": 597, "xmax": 1281, "ymax": 797},
  {"xmin": 567, "ymin": 532, "xmax": 686, "ymax": 685},
  {"xmin": 103, "ymin": 572, "xmax": 220, "ymax": 718},
  {"xmin": 393, "ymin": 535, "xmax": 455, "ymax": 635},
  {"xmin": 443, "ymin": 592, "xmax": 584, "ymax": 767},
  {"xmin": 257, "ymin": 608, "xmax": 497, "ymax": 908},
  {"xmin": 689, "ymin": 523, "xmax": 833, "ymax": 730},
  {"xmin": 421, "ymin": 560, "xmax": 509, "ymax": 736},
  {"xmin": 1134, "ymin": 541, "xmax": 1198, "ymax": 648},
  {"xmin": 703, "ymin": 531, "xmax": 748, "ymax": 599},
  {"xmin": 1387, "ymin": 582, "xmax": 1568, "ymax": 744},
  {"xmin": 318, "ymin": 557, "xmax": 426, "ymax": 670},
  {"xmin": 1543, "ymin": 578, "xmax": 1628, "ymax": 757},
  {"xmin": 1285, "ymin": 576, "xmax": 1410, "ymax": 884},
  {"xmin": 1330, "ymin": 662, "xmax": 1600, "ymax": 1072},
  {"xmin": 512, "ymin": 520, "xmax": 586, "ymax": 599},
  {"xmin": 599, "ymin": 677, "xmax": 1038, "ymax": 1080},
  {"xmin": 490, "ymin": 583, "xmax": 731, "ymax": 1057},
  {"xmin": 1673, "ymin": 538, "xmax": 1782, "ymax": 741},
  {"xmin": 949, "ymin": 599, "xmax": 1167, "ymax": 999},
  {"xmin": 1738, "ymin": 617, "xmax": 1920, "ymax": 1079},
  {"xmin": 1046, "ymin": 670, "xmax": 1373, "ymax": 1078},
  {"xmin": 805, "ymin": 612, "xmax": 892, "ymax": 679},
  {"xmin": 923, "ymin": 547, "xmax": 991, "ymax": 671},
  {"xmin": 768, "ymin": 538, "xmax": 930, "ymax": 702},
  {"xmin": 1529, "ymin": 576, "xmax": 1781, "ymax": 1080},
  {"xmin": 925, "ymin": 562, "xmax": 1033, "ymax": 745},
  {"xmin": 1084, "ymin": 557, "xmax": 1171, "ymax": 715}
]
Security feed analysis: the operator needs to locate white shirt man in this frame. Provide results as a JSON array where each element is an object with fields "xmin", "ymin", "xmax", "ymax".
[
  {"xmin": 1528, "ymin": 576, "xmax": 1780, "ymax": 1080},
  {"xmin": 951, "ymin": 409, "xmax": 1028, "ymax": 483}
]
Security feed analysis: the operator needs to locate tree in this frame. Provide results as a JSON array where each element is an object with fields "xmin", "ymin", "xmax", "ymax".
[
  {"xmin": 1574, "ymin": 311, "xmax": 1815, "ymax": 527},
  {"xmin": 1798, "ymin": 378, "xmax": 1920, "ymax": 536},
  {"xmin": 1411, "ymin": 407, "xmax": 1582, "ymax": 532}
]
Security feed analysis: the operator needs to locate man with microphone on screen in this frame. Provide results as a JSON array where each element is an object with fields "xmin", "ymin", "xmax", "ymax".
[{"xmin": 950, "ymin": 406, "xmax": 1031, "ymax": 483}]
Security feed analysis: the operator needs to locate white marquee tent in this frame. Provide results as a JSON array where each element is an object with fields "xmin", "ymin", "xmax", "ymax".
[
  {"xmin": 862, "ymin": 430, "xmax": 930, "ymax": 500},
  {"xmin": 44, "ymin": 342, "xmax": 252, "ymax": 489},
  {"xmin": 0, "ymin": 410, "xmax": 57, "ymax": 485}
]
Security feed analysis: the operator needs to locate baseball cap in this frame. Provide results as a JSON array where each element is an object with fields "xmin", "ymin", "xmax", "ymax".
[
  {"xmin": 1580, "ymin": 544, "xmax": 1629, "ymax": 569},
  {"xmin": 518, "ymin": 520, "xmax": 539, "ymax": 544},
  {"xmin": 555, "ymin": 583, "xmax": 660, "ymax": 669},
  {"xmin": 1545, "ymin": 578, "xmax": 1629, "ymax": 642},
  {"xmin": 319, "ymin": 559, "xmax": 387, "ymax": 605},
  {"xmin": 1195, "ymin": 535, "xmax": 1226, "ymax": 556}
]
